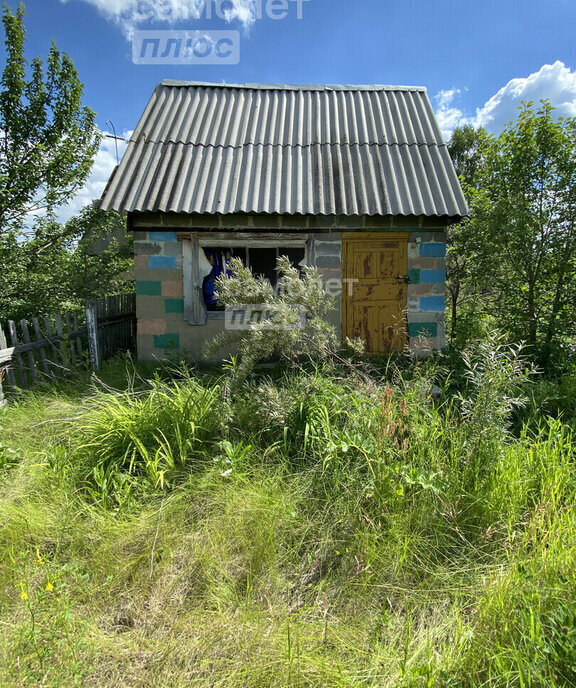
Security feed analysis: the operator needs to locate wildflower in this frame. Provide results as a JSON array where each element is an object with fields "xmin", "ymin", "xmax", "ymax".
[
  {"xmin": 45, "ymin": 581, "xmax": 54, "ymax": 592},
  {"xmin": 19, "ymin": 583, "xmax": 28, "ymax": 600}
]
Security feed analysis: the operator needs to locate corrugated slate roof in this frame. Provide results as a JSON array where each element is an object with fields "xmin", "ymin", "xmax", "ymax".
[{"xmin": 100, "ymin": 81, "xmax": 468, "ymax": 219}]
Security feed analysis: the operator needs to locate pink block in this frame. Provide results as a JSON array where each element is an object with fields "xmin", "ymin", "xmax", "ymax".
[
  {"xmin": 162, "ymin": 280, "xmax": 184, "ymax": 297},
  {"xmin": 134, "ymin": 254, "xmax": 148, "ymax": 269},
  {"xmin": 138, "ymin": 318, "xmax": 167, "ymax": 335}
]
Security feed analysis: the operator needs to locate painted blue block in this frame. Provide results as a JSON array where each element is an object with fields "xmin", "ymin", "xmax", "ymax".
[
  {"xmin": 420, "ymin": 296, "xmax": 445, "ymax": 311},
  {"xmin": 149, "ymin": 255, "xmax": 177, "ymax": 269},
  {"xmin": 153, "ymin": 333, "xmax": 180, "ymax": 349},
  {"xmin": 408, "ymin": 322, "xmax": 438, "ymax": 338},
  {"xmin": 149, "ymin": 231, "xmax": 178, "ymax": 242},
  {"xmin": 420, "ymin": 243, "xmax": 446, "ymax": 258},
  {"xmin": 420, "ymin": 269, "xmax": 446, "ymax": 284}
]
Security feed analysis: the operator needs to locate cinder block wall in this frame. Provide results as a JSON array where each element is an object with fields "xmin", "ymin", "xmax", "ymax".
[
  {"xmin": 132, "ymin": 213, "xmax": 447, "ymax": 361},
  {"xmin": 406, "ymin": 231, "xmax": 446, "ymax": 354},
  {"xmin": 134, "ymin": 230, "xmax": 187, "ymax": 359},
  {"xmin": 310, "ymin": 232, "xmax": 342, "ymax": 335}
]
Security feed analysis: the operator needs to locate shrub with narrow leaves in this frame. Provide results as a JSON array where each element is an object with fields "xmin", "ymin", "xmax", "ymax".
[
  {"xmin": 456, "ymin": 334, "xmax": 535, "ymax": 441},
  {"xmin": 205, "ymin": 256, "xmax": 338, "ymax": 384}
]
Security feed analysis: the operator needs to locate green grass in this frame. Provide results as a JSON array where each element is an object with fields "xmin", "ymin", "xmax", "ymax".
[{"xmin": 0, "ymin": 350, "xmax": 575, "ymax": 687}]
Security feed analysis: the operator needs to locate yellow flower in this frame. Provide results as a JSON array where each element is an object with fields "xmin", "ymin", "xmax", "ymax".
[
  {"xmin": 45, "ymin": 581, "xmax": 54, "ymax": 592},
  {"xmin": 19, "ymin": 585, "xmax": 28, "ymax": 601}
]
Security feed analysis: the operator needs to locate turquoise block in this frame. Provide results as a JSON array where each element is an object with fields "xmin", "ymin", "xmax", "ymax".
[
  {"xmin": 408, "ymin": 322, "xmax": 438, "ymax": 338},
  {"xmin": 420, "ymin": 243, "xmax": 446, "ymax": 258},
  {"xmin": 165, "ymin": 298, "xmax": 184, "ymax": 314},
  {"xmin": 136, "ymin": 280, "xmax": 161, "ymax": 296},
  {"xmin": 149, "ymin": 231, "xmax": 178, "ymax": 242},
  {"xmin": 153, "ymin": 333, "xmax": 180, "ymax": 349},
  {"xmin": 420, "ymin": 296, "xmax": 445, "ymax": 311},
  {"xmin": 420, "ymin": 269, "xmax": 445, "ymax": 283},
  {"xmin": 149, "ymin": 255, "xmax": 177, "ymax": 269},
  {"xmin": 408, "ymin": 268, "xmax": 420, "ymax": 284}
]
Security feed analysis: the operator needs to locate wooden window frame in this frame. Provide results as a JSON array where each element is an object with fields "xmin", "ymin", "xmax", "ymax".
[{"xmin": 179, "ymin": 232, "xmax": 310, "ymax": 325}]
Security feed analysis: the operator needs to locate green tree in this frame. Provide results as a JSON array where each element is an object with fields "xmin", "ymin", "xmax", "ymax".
[
  {"xmin": 0, "ymin": 207, "xmax": 133, "ymax": 321},
  {"xmin": 66, "ymin": 207, "xmax": 133, "ymax": 306},
  {"xmin": 0, "ymin": 3, "xmax": 125, "ymax": 322},
  {"xmin": 446, "ymin": 125, "xmax": 488, "ymax": 343},
  {"xmin": 0, "ymin": 2, "xmax": 100, "ymax": 230},
  {"xmin": 472, "ymin": 101, "xmax": 576, "ymax": 364}
]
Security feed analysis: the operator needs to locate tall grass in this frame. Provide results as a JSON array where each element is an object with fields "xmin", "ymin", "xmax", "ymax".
[
  {"xmin": 0, "ymin": 345, "xmax": 575, "ymax": 686},
  {"xmin": 70, "ymin": 371, "xmax": 223, "ymax": 506}
]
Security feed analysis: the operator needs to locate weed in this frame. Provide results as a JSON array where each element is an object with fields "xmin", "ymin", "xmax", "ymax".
[{"xmin": 0, "ymin": 352, "xmax": 574, "ymax": 686}]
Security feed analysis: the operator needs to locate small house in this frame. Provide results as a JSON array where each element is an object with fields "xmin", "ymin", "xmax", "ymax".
[{"xmin": 100, "ymin": 81, "xmax": 467, "ymax": 359}]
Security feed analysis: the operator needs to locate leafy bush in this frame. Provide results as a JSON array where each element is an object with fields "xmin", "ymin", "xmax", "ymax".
[{"xmin": 205, "ymin": 256, "xmax": 338, "ymax": 384}]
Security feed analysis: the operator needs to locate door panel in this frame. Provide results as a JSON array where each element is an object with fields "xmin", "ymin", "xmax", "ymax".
[{"xmin": 342, "ymin": 233, "xmax": 408, "ymax": 353}]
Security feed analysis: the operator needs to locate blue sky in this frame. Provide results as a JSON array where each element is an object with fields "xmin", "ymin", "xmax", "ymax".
[{"xmin": 3, "ymin": 0, "xmax": 576, "ymax": 219}]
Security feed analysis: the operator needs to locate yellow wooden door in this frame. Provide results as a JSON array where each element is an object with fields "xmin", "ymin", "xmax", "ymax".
[{"xmin": 342, "ymin": 233, "xmax": 409, "ymax": 352}]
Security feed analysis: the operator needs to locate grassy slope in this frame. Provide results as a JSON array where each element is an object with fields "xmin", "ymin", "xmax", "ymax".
[{"xmin": 0, "ymin": 355, "xmax": 575, "ymax": 687}]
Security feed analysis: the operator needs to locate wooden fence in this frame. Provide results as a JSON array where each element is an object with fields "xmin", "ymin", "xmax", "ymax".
[
  {"xmin": 0, "ymin": 293, "xmax": 136, "ymax": 403},
  {"xmin": 86, "ymin": 293, "xmax": 136, "ymax": 368}
]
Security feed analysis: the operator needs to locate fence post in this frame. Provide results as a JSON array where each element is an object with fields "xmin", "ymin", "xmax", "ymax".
[
  {"xmin": 86, "ymin": 303, "xmax": 101, "ymax": 370},
  {"xmin": 0, "ymin": 326, "xmax": 6, "ymax": 406}
]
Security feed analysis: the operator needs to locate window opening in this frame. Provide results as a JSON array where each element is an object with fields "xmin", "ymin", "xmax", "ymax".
[{"xmin": 201, "ymin": 245, "xmax": 306, "ymax": 309}]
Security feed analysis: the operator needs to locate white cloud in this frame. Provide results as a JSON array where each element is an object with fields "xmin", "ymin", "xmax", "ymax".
[
  {"xmin": 474, "ymin": 60, "xmax": 576, "ymax": 131},
  {"xmin": 55, "ymin": 131, "xmax": 130, "ymax": 223},
  {"xmin": 222, "ymin": 0, "xmax": 256, "ymax": 26},
  {"xmin": 434, "ymin": 88, "xmax": 466, "ymax": 140},
  {"xmin": 60, "ymin": 0, "xmax": 257, "ymax": 38},
  {"xmin": 435, "ymin": 61, "xmax": 576, "ymax": 138}
]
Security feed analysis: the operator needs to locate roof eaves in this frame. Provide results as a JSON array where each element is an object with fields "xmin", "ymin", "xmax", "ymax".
[{"xmin": 160, "ymin": 79, "xmax": 427, "ymax": 93}]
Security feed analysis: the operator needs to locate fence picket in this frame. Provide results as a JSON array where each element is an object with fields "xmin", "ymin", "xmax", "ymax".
[
  {"xmin": 7, "ymin": 321, "xmax": 26, "ymax": 387},
  {"xmin": 54, "ymin": 315, "xmax": 70, "ymax": 370},
  {"xmin": 19, "ymin": 320, "xmax": 38, "ymax": 382},
  {"xmin": 86, "ymin": 304, "xmax": 100, "ymax": 370},
  {"xmin": 65, "ymin": 314, "xmax": 76, "ymax": 365},
  {"xmin": 0, "ymin": 325, "xmax": 16, "ymax": 388},
  {"xmin": 43, "ymin": 316, "xmax": 61, "ymax": 372},
  {"xmin": 72, "ymin": 313, "xmax": 84, "ymax": 359},
  {"xmin": 32, "ymin": 318, "xmax": 50, "ymax": 376}
]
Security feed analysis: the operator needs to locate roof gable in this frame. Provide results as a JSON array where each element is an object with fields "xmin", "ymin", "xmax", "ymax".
[{"xmin": 100, "ymin": 81, "xmax": 468, "ymax": 219}]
